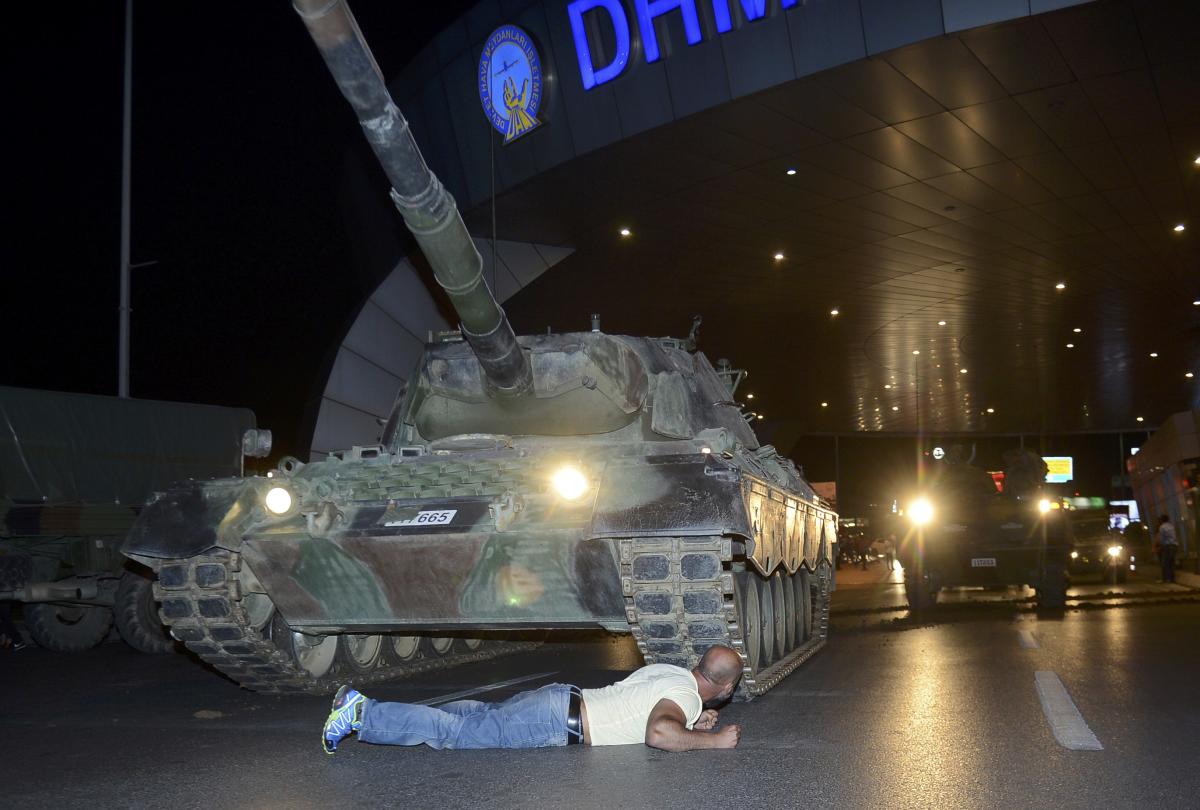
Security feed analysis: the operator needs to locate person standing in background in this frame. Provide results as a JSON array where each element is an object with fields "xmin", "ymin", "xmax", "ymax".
[{"xmin": 1155, "ymin": 514, "xmax": 1178, "ymax": 583}]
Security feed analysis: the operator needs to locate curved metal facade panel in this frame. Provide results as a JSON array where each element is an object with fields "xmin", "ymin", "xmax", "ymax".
[{"xmin": 387, "ymin": 0, "xmax": 1096, "ymax": 213}]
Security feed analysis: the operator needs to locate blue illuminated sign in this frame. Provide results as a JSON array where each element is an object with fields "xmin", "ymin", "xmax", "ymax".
[
  {"xmin": 568, "ymin": 0, "xmax": 799, "ymax": 89},
  {"xmin": 478, "ymin": 25, "xmax": 543, "ymax": 143}
]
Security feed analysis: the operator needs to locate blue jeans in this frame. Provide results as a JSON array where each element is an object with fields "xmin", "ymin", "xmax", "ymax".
[{"xmin": 358, "ymin": 683, "xmax": 577, "ymax": 749}]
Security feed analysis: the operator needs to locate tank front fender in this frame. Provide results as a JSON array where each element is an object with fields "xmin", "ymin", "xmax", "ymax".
[
  {"xmin": 588, "ymin": 455, "xmax": 752, "ymax": 540},
  {"xmin": 122, "ymin": 479, "xmax": 256, "ymax": 560}
]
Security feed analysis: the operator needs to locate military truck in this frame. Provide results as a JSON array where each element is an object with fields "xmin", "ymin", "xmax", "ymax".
[
  {"xmin": 0, "ymin": 385, "xmax": 265, "ymax": 652},
  {"xmin": 899, "ymin": 447, "xmax": 1072, "ymax": 610},
  {"xmin": 120, "ymin": 0, "xmax": 837, "ymax": 698}
]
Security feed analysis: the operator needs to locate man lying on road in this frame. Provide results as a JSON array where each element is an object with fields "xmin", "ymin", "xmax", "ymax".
[{"xmin": 322, "ymin": 644, "xmax": 744, "ymax": 753}]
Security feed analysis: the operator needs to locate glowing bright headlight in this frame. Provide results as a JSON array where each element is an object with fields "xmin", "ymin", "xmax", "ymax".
[
  {"xmin": 1037, "ymin": 498, "xmax": 1052, "ymax": 514},
  {"xmin": 551, "ymin": 466, "xmax": 588, "ymax": 500},
  {"xmin": 1107, "ymin": 545, "xmax": 1122, "ymax": 557},
  {"xmin": 909, "ymin": 498, "xmax": 934, "ymax": 526},
  {"xmin": 265, "ymin": 486, "xmax": 293, "ymax": 515},
  {"xmin": 1070, "ymin": 551, "xmax": 1079, "ymax": 559}
]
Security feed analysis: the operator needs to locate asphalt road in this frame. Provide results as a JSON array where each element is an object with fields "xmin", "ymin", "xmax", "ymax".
[{"xmin": 3, "ymin": 568, "xmax": 1198, "ymax": 810}]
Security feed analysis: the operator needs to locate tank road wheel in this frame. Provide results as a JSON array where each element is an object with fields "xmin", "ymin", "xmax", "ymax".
[
  {"xmin": 782, "ymin": 571, "xmax": 797, "ymax": 652},
  {"xmin": 270, "ymin": 614, "xmax": 336, "ymax": 679},
  {"xmin": 769, "ymin": 572, "xmax": 788, "ymax": 662},
  {"xmin": 390, "ymin": 635, "xmax": 420, "ymax": 661},
  {"xmin": 340, "ymin": 634, "xmax": 384, "ymax": 674},
  {"xmin": 756, "ymin": 572, "xmax": 777, "ymax": 666},
  {"xmin": 734, "ymin": 571, "xmax": 763, "ymax": 674},
  {"xmin": 114, "ymin": 568, "xmax": 175, "ymax": 654},
  {"xmin": 428, "ymin": 636, "xmax": 455, "ymax": 657},
  {"xmin": 456, "ymin": 637, "xmax": 485, "ymax": 652},
  {"xmin": 795, "ymin": 568, "xmax": 813, "ymax": 642},
  {"xmin": 25, "ymin": 603, "xmax": 113, "ymax": 652}
]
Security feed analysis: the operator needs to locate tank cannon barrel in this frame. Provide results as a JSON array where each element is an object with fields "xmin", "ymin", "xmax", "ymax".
[{"xmin": 292, "ymin": 0, "xmax": 531, "ymax": 395}]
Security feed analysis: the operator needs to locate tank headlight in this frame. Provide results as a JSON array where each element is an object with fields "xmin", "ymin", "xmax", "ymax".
[
  {"xmin": 909, "ymin": 498, "xmax": 934, "ymax": 526},
  {"xmin": 265, "ymin": 486, "xmax": 293, "ymax": 515},
  {"xmin": 1107, "ymin": 545, "xmax": 1122, "ymax": 558},
  {"xmin": 1037, "ymin": 498, "xmax": 1052, "ymax": 514},
  {"xmin": 551, "ymin": 466, "xmax": 588, "ymax": 500},
  {"xmin": 1070, "ymin": 551, "xmax": 1079, "ymax": 559}
]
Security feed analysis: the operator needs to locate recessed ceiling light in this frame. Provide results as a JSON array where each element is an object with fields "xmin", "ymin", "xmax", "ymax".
[
  {"xmin": 1194, "ymin": 155, "xmax": 1200, "ymax": 165},
  {"xmin": 1194, "ymin": 300, "xmax": 1200, "ymax": 306},
  {"xmin": 959, "ymin": 368, "xmax": 968, "ymax": 374},
  {"xmin": 1073, "ymin": 327, "xmax": 1082, "ymax": 333},
  {"xmin": 1186, "ymin": 372, "xmax": 1194, "ymax": 378},
  {"xmin": 1055, "ymin": 282, "xmax": 1066, "ymax": 290},
  {"xmin": 1150, "ymin": 352, "xmax": 1158, "ymax": 358},
  {"xmin": 912, "ymin": 350, "xmax": 920, "ymax": 355},
  {"xmin": 830, "ymin": 308, "xmax": 839, "ymax": 316},
  {"xmin": 1173, "ymin": 224, "xmax": 1186, "ymax": 232},
  {"xmin": 1136, "ymin": 416, "xmax": 1144, "ymax": 423},
  {"xmin": 986, "ymin": 407, "xmax": 995, "ymax": 414},
  {"xmin": 773, "ymin": 252, "xmax": 785, "ymax": 261},
  {"xmin": 891, "ymin": 405, "xmax": 900, "ymax": 411},
  {"xmin": 619, "ymin": 227, "xmax": 631, "ymax": 237},
  {"xmin": 786, "ymin": 168, "xmax": 797, "ymax": 176},
  {"xmin": 884, "ymin": 384, "xmax": 892, "ymax": 389},
  {"xmin": 820, "ymin": 402, "xmax": 828, "ymax": 408},
  {"xmin": 756, "ymin": 414, "xmax": 764, "ymax": 420},
  {"xmin": 937, "ymin": 320, "xmax": 947, "ymax": 326},
  {"xmin": 746, "ymin": 393, "xmax": 754, "ymax": 400}
]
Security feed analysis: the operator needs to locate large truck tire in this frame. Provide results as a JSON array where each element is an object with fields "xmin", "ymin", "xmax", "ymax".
[
  {"xmin": 1037, "ymin": 572, "xmax": 1068, "ymax": 609},
  {"xmin": 26, "ymin": 602, "xmax": 113, "ymax": 652},
  {"xmin": 904, "ymin": 572, "xmax": 936, "ymax": 613},
  {"xmin": 114, "ymin": 569, "xmax": 175, "ymax": 654}
]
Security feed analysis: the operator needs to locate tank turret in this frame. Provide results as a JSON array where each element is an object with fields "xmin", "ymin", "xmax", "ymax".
[{"xmin": 293, "ymin": 0, "xmax": 530, "ymax": 396}]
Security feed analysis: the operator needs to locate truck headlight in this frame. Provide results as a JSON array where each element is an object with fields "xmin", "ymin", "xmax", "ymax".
[
  {"xmin": 551, "ymin": 466, "xmax": 588, "ymax": 500},
  {"xmin": 909, "ymin": 498, "xmax": 934, "ymax": 526},
  {"xmin": 1107, "ymin": 545, "xmax": 1122, "ymax": 558},
  {"xmin": 1037, "ymin": 498, "xmax": 1052, "ymax": 514},
  {"xmin": 265, "ymin": 486, "xmax": 293, "ymax": 515}
]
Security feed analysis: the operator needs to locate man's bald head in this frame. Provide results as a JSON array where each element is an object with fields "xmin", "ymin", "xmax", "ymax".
[{"xmin": 697, "ymin": 645, "xmax": 743, "ymax": 688}]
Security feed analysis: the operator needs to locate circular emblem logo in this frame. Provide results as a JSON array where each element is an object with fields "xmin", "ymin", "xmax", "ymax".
[{"xmin": 478, "ymin": 25, "xmax": 543, "ymax": 144}]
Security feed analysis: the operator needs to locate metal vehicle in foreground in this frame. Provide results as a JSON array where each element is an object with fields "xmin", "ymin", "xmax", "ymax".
[
  {"xmin": 0, "ymin": 385, "xmax": 263, "ymax": 652},
  {"xmin": 121, "ymin": 0, "xmax": 836, "ymax": 697},
  {"xmin": 900, "ymin": 448, "xmax": 1072, "ymax": 610}
]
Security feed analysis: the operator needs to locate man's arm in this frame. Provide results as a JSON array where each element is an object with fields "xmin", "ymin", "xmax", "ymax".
[{"xmin": 644, "ymin": 699, "xmax": 740, "ymax": 751}]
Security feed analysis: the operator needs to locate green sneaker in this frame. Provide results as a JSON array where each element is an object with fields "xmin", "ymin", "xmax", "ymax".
[{"xmin": 322, "ymin": 685, "xmax": 367, "ymax": 754}]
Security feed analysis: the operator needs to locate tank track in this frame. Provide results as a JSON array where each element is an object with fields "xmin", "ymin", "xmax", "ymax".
[
  {"xmin": 152, "ymin": 550, "xmax": 537, "ymax": 694},
  {"xmin": 619, "ymin": 535, "xmax": 830, "ymax": 698}
]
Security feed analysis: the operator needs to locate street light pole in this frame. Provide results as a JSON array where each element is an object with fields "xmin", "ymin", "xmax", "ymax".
[{"xmin": 118, "ymin": 0, "xmax": 133, "ymax": 398}]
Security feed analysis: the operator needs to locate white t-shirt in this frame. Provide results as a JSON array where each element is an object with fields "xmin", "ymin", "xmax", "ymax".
[{"xmin": 581, "ymin": 664, "xmax": 704, "ymax": 746}]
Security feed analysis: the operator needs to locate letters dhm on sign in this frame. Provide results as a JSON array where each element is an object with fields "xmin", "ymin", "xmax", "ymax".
[{"xmin": 568, "ymin": 0, "xmax": 799, "ymax": 90}]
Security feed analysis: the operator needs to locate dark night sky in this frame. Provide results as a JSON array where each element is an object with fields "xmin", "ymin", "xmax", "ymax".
[{"xmin": 5, "ymin": 1, "xmax": 476, "ymax": 455}]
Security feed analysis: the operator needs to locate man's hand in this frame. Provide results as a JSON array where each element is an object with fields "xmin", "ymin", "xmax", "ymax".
[
  {"xmin": 694, "ymin": 709, "xmax": 719, "ymax": 730},
  {"xmin": 711, "ymin": 724, "xmax": 742, "ymax": 749}
]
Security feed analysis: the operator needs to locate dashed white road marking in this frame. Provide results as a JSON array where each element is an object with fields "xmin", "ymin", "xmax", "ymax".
[
  {"xmin": 418, "ymin": 671, "xmax": 559, "ymax": 706},
  {"xmin": 1034, "ymin": 671, "xmax": 1103, "ymax": 751},
  {"xmin": 1018, "ymin": 629, "xmax": 1039, "ymax": 648}
]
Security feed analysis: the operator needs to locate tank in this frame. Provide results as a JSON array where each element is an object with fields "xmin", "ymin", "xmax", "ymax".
[
  {"xmin": 898, "ymin": 447, "xmax": 1073, "ymax": 610},
  {"xmin": 121, "ymin": 0, "xmax": 837, "ymax": 697}
]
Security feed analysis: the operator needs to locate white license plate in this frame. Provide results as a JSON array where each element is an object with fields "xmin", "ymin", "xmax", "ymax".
[
  {"xmin": 971, "ymin": 557, "xmax": 997, "ymax": 568},
  {"xmin": 384, "ymin": 509, "xmax": 458, "ymax": 527}
]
